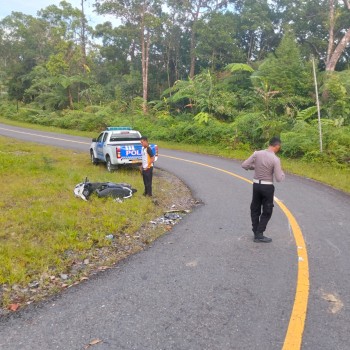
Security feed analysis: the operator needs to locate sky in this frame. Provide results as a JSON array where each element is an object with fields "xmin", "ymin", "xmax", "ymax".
[{"xmin": 0, "ymin": 0, "xmax": 117, "ymax": 26}]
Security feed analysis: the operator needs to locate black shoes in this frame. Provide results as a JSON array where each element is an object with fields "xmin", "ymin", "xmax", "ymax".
[{"xmin": 254, "ymin": 235, "xmax": 272, "ymax": 243}]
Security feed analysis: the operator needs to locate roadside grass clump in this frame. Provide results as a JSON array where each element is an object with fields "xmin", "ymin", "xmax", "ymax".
[
  {"xmin": 281, "ymin": 159, "xmax": 350, "ymax": 193},
  {"xmin": 0, "ymin": 136, "xmax": 176, "ymax": 307}
]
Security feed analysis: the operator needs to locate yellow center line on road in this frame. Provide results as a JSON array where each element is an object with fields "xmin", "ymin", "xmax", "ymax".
[{"xmin": 161, "ymin": 154, "xmax": 310, "ymax": 350}]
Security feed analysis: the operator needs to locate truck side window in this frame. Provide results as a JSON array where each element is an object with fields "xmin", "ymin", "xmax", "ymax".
[
  {"xmin": 97, "ymin": 133, "xmax": 104, "ymax": 142},
  {"xmin": 103, "ymin": 133, "xmax": 108, "ymax": 142}
]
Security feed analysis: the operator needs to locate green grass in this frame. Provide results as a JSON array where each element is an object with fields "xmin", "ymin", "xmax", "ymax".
[
  {"xmin": 281, "ymin": 159, "xmax": 350, "ymax": 193},
  {"xmin": 0, "ymin": 136, "xmax": 167, "ymax": 290}
]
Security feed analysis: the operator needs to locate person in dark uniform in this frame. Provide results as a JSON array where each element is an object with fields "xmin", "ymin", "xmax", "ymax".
[
  {"xmin": 241, "ymin": 137, "xmax": 285, "ymax": 243},
  {"xmin": 140, "ymin": 136, "xmax": 155, "ymax": 196}
]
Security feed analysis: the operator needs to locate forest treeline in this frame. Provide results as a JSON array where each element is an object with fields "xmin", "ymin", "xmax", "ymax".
[{"xmin": 0, "ymin": 0, "xmax": 349, "ymax": 165}]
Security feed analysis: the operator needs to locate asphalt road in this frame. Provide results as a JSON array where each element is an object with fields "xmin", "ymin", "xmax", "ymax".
[{"xmin": 0, "ymin": 123, "xmax": 349, "ymax": 350}]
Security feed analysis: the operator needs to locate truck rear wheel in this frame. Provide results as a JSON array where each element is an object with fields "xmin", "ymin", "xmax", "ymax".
[{"xmin": 106, "ymin": 156, "xmax": 117, "ymax": 172}]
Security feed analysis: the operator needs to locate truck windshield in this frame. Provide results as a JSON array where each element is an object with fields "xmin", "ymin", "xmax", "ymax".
[{"xmin": 110, "ymin": 132, "xmax": 141, "ymax": 142}]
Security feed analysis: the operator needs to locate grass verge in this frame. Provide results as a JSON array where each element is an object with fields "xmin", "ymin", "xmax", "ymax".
[{"xmin": 0, "ymin": 136, "xmax": 194, "ymax": 314}]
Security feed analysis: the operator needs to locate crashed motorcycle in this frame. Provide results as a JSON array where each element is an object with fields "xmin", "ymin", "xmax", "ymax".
[{"xmin": 74, "ymin": 178, "xmax": 137, "ymax": 201}]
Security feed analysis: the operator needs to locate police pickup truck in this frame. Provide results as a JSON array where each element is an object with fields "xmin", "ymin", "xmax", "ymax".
[{"xmin": 90, "ymin": 127, "xmax": 158, "ymax": 172}]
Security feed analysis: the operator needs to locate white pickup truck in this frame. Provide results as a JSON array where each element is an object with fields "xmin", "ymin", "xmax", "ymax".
[{"xmin": 90, "ymin": 127, "xmax": 158, "ymax": 172}]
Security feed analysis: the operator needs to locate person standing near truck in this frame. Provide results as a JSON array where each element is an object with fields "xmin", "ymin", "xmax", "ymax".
[
  {"xmin": 241, "ymin": 137, "xmax": 285, "ymax": 243},
  {"xmin": 140, "ymin": 136, "xmax": 155, "ymax": 196}
]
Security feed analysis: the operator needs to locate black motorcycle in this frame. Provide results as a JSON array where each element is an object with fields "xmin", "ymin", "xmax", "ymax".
[{"xmin": 74, "ymin": 177, "xmax": 137, "ymax": 201}]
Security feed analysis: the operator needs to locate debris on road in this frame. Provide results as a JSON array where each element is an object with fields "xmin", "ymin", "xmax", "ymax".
[
  {"xmin": 8, "ymin": 303, "xmax": 20, "ymax": 312},
  {"xmin": 150, "ymin": 209, "xmax": 190, "ymax": 226},
  {"xmin": 84, "ymin": 338, "xmax": 103, "ymax": 349}
]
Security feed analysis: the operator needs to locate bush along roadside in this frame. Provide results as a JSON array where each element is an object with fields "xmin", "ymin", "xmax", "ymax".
[{"xmin": 1, "ymin": 101, "xmax": 349, "ymax": 167}]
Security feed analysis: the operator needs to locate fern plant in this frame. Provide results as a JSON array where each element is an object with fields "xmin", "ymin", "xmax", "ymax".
[{"xmin": 296, "ymin": 106, "xmax": 318, "ymax": 121}]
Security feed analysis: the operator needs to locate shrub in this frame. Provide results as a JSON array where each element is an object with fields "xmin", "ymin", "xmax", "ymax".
[
  {"xmin": 231, "ymin": 112, "xmax": 266, "ymax": 147},
  {"xmin": 281, "ymin": 122, "xmax": 319, "ymax": 158},
  {"xmin": 282, "ymin": 120, "xmax": 350, "ymax": 165}
]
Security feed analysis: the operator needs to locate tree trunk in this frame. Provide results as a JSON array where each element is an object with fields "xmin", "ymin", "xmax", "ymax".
[
  {"xmin": 326, "ymin": 0, "xmax": 350, "ymax": 71},
  {"xmin": 247, "ymin": 32, "xmax": 254, "ymax": 63},
  {"xmin": 141, "ymin": 12, "xmax": 150, "ymax": 114},
  {"xmin": 211, "ymin": 50, "xmax": 216, "ymax": 71},
  {"xmin": 166, "ymin": 47, "xmax": 172, "ymax": 92},
  {"xmin": 80, "ymin": 0, "xmax": 87, "ymax": 69},
  {"xmin": 326, "ymin": 0, "xmax": 335, "ymax": 68},
  {"xmin": 68, "ymin": 87, "xmax": 74, "ymax": 109},
  {"xmin": 143, "ymin": 31, "xmax": 150, "ymax": 114},
  {"xmin": 189, "ymin": 28, "xmax": 196, "ymax": 79},
  {"xmin": 129, "ymin": 40, "xmax": 136, "ymax": 64},
  {"xmin": 326, "ymin": 28, "xmax": 350, "ymax": 71},
  {"xmin": 189, "ymin": 1, "xmax": 201, "ymax": 79}
]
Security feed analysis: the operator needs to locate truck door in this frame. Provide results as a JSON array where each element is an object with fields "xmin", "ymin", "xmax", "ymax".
[{"xmin": 96, "ymin": 132, "xmax": 107, "ymax": 159}]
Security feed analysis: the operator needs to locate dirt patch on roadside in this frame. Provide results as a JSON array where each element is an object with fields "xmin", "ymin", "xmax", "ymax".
[{"xmin": 0, "ymin": 169, "xmax": 197, "ymax": 317}]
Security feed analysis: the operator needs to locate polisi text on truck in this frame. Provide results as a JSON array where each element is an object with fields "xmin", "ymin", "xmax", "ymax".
[{"xmin": 126, "ymin": 149, "xmax": 142, "ymax": 156}]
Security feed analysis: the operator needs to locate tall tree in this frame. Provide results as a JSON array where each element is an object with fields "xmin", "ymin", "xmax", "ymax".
[
  {"xmin": 95, "ymin": 0, "xmax": 163, "ymax": 113},
  {"xmin": 38, "ymin": 1, "xmax": 93, "ymax": 108},
  {"xmin": 252, "ymin": 32, "xmax": 313, "ymax": 116},
  {"xmin": 0, "ymin": 2, "xmax": 94, "ymax": 107},
  {"xmin": 275, "ymin": 0, "xmax": 350, "ymax": 71},
  {"xmin": 326, "ymin": 0, "xmax": 350, "ymax": 71},
  {"xmin": 38, "ymin": 1, "xmax": 91, "ymax": 72},
  {"xmin": 233, "ymin": 0, "xmax": 279, "ymax": 62},
  {"xmin": 0, "ymin": 12, "xmax": 53, "ymax": 101},
  {"xmin": 195, "ymin": 12, "xmax": 245, "ymax": 71},
  {"xmin": 80, "ymin": 0, "xmax": 88, "ymax": 66},
  {"xmin": 151, "ymin": 11, "xmax": 190, "ymax": 92},
  {"xmin": 94, "ymin": 21, "xmax": 143, "ymax": 102},
  {"xmin": 167, "ymin": 0, "xmax": 229, "ymax": 79}
]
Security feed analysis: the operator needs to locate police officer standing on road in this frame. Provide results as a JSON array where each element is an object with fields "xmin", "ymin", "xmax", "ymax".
[
  {"xmin": 242, "ymin": 137, "xmax": 285, "ymax": 243},
  {"xmin": 140, "ymin": 136, "xmax": 155, "ymax": 197}
]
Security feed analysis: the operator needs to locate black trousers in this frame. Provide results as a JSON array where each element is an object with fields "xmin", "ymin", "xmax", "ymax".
[
  {"xmin": 250, "ymin": 183, "xmax": 275, "ymax": 236},
  {"xmin": 142, "ymin": 167, "xmax": 153, "ymax": 196}
]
